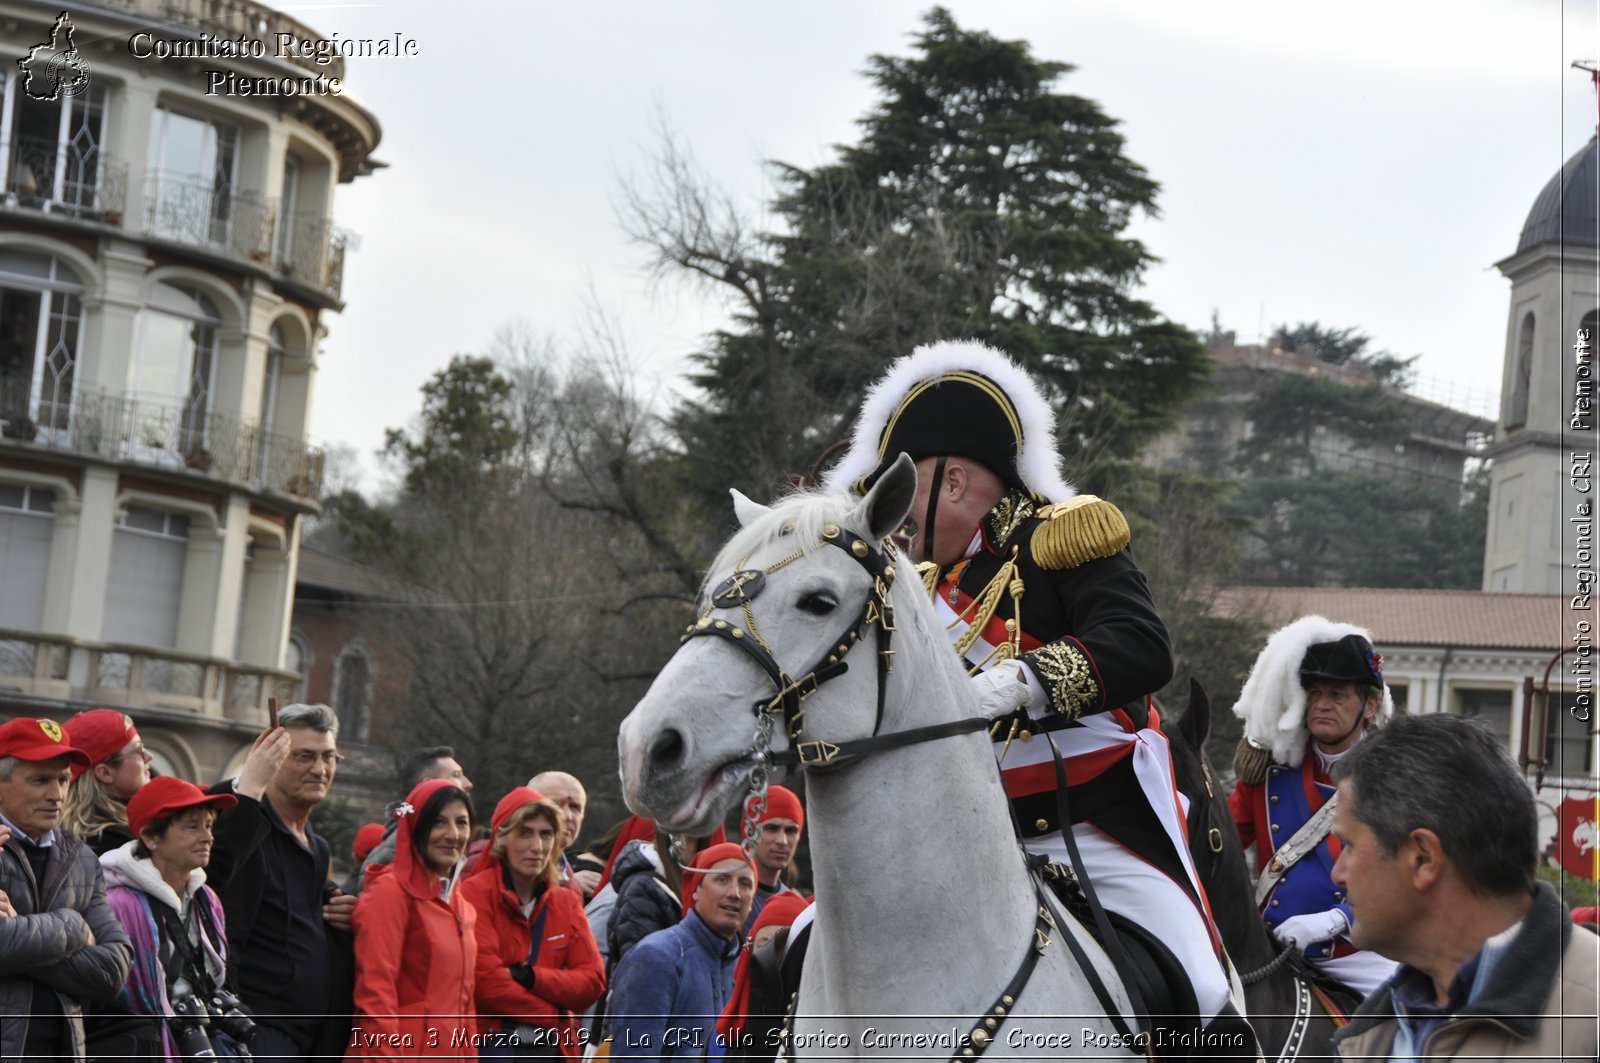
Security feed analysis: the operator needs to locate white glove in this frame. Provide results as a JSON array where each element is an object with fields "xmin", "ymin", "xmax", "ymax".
[
  {"xmin": 1271, "ymin": 908, "xmax": 1349, "ymax": 951},
  {"xmin": 969, "ymin": 661, "xmax": 1047, "ymax": 719}
]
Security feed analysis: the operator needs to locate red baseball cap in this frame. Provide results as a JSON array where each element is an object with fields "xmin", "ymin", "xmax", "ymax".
[
  {"xmin": 0, "ymin": 717, "xmax": 90, "ymax": 768},
  {"xmin": 126, "ymin": 775, "xmax": 236, "ymax": 839},
  {"xmin": 63, "ymin": 709, "xmax": 139, "ymax": 778}
]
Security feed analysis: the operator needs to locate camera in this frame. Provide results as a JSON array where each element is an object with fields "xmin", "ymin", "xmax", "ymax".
[
  {"xmin": 168, "ymin": 977, "xmax": 220, "ymax": 1060},
  {"xmin": 207, "ymin": 987, "xmax": 257, "ymax": 1044}
]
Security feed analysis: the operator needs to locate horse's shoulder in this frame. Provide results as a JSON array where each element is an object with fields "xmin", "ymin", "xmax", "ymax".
[{"xmin": 1029, "ymin": 495, "xmax": 1131, "ymax": 569}]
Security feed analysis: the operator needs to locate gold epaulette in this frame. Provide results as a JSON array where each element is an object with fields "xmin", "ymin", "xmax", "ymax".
[
  {"xmin": 1233, "ymin": 738, "xmax": 1271, "ymax": 786},
  {"xmin": 1030, "ymin": 495, "xmax": 1131, "ymax": 569}
]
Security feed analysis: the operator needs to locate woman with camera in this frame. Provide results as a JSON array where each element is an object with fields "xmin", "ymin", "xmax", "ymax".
[
  {"xmin": 88, "ymin": 775, "xmax": 251, "ymax": 1061},
  {"xmin": 350, "ymin": 777, "xmax": 478, "ymax": 1058},
  {"xmin": 462, "ymin": 787, "xmax": 604, "ymax": 1059}
]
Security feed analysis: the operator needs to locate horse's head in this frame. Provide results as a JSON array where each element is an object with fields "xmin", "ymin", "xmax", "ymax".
[{"xmin": 618, "ymin": 455, "xmax": 921, "ymax": 835}]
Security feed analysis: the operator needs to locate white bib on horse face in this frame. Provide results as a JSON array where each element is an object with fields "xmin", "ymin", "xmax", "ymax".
[{"xmin": 618, "ymin": 456, "xmax": 1135, "ymax": 1056}]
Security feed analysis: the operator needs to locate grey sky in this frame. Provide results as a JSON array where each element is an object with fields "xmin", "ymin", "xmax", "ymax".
[{"xmin": 302, "ymin": 0, "xmax": 1600, "ymax": 489}]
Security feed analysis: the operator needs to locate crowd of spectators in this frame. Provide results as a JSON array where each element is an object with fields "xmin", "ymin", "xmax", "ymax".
[{"xmin": 0, "ymin": 706, "xmax": 815, "ymax": 1063}]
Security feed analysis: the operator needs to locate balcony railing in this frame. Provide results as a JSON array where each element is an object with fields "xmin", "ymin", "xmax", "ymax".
[
  {"xmin": 144, "ymin": 170, "xmax": 276, "ymax": 264},
  {"xmin": 136, "ymin": 176, "xmax": 352, "ymax": 301},
  {"xmin": 282, "ymin": 213, "xmax": 354, "ymax": 300},
  {"xmin": 3, "ymin": 137, "xmax": 128, "ymax": 222},
  {"xmin": 0, "ymin": 627, "xmax": 300, "ymax": 725},
  {"xmin": 0, "ymin": 383, "xmax": 324, "ymax": 500},
  {"xmin": 90, "ymin": 0, "xmax": 347, "ymax": 80}
]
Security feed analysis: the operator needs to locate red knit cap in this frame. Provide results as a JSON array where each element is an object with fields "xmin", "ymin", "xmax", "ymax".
[
  {"xmin": 681, "ymin": 841, "xmax": 754, "ymax": 918},
  {"xmin": 353, "ymin": 822, "xmax": 386, "ymax": 862},
  {"xmin": 62, "ymin": 709, "xmax": 138, "ymax": 778},
  {"xmin": 753, "ymin": 785, "xmax": 804, "ymax": 832}
]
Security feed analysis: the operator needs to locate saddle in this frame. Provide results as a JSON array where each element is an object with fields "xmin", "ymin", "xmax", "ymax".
[{"xmin": 1041, "ymin": 864, "xmax": 1204, "ymax": 1046}]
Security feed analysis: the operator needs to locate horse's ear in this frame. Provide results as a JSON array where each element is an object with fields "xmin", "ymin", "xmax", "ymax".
[
  {"xmin": 730, "ymin": 489, "xmax": 771, "ymax": 528},
  {"xmin": 1179, "ymin": 677, "xmax": 1211, "ymax": 748},
  {"xmin": 859, "ymin": 452, "xmax": 917, "ymax": 543}
]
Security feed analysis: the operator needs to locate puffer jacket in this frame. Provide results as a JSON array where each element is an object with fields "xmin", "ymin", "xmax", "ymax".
[
  {"xmin": 607, "ymin": 841, "xmax": 679, "ymax": 969},
  {"xmin": 1335, "ymin": 882, "xmax": 1599, "ymax": 1061},
  {"xmin": 0, "ymin": 825, "xmax": 133, "ymax": 1060}
]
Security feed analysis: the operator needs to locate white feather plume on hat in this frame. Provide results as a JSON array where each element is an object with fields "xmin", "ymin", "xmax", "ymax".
[
  {"xmin": 820, "ymin": 339, "xmax": 1076, "ymax": 501},
  {"xmin": 1232, "ymin": 614, "xmax": 1395, "ymax": 768}
]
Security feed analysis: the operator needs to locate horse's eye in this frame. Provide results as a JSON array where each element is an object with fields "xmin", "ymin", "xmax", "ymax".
[{"xmin": 797, "ymin": 591, "xmax": 839, "ymax": 616}]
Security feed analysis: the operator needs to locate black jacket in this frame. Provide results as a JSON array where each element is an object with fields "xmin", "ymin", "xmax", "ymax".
[{"xmin": 606, "ymin": 841, "xmax": 680, "ymax": 970}]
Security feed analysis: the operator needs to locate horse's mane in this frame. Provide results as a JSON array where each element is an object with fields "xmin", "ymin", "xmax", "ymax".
[{"xmin": 701, "ymin": 489, "xmax": 860, "ymax": 604}]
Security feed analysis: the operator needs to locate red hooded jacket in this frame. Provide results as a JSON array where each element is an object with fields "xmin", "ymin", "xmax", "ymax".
[
  {"xmin": 350, "ymin": 778, "xmax": 479, "ymax": 1059},
  {"xmin": 460, "ymin": 787, "xmax": 605, "ymax": 1059}
]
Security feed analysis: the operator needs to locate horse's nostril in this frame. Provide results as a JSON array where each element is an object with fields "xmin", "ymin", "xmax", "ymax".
[{"xmin": 648, "ymin": 729, "xmax": 686, "ymax": 774}]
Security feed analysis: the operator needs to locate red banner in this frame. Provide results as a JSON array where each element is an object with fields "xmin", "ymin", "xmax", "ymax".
[{"xmin": 1556, "ymin": 796, "xmax": 1600, "ymax": 880}]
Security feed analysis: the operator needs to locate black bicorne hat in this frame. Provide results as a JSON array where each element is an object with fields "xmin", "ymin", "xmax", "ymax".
[
  {"xmin": 821, "ymin": 340, "xmax": 1075, "ymax": 503},
  {"xmin": 1299, "ymin": 633, "xmax": 1384, "ymax": 688}
]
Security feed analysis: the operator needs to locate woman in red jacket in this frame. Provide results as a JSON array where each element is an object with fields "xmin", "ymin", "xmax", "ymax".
[
  {"xmin": 462, "ymin": 787, "xmax": 604, "ymax": 1059},
  {"xmin": 350, "ymin": 778, "xmax": 478, "ymax": 1059}
]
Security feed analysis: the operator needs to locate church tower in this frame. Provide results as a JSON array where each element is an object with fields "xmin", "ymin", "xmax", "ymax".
[{"xmin": 1483, "ymin": 137, "xmax": 1598, "ymax": 593}]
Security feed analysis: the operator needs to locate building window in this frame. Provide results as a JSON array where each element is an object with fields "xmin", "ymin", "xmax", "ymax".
[
  {"xmin": 0, "ymin": 482, "xmax": 55, "ymax": 629},
  {"xmin": 1454, "ymin": 687, "xmax": 1513, "ymax": 750},
  {"xmin": 132, "ymin": 282, "xmax": 220, "ymax": 452},
  {"xmin": 276, "ymin": 154, "xmax": 300, "ymax": 265},
  {"xmin": 0, "ymin": 74, "xmax": 110, "ymax": 217},
  {"xmin": 1546, "ymin": 692, "xmax": 1594, "ymax": 778},
  {"xmin": 0, "ymin": 250, "xmax": 83, "ymax": 432},
  {"xmin": 332, "ymin": 644, "xmax": 373, "ymax": 742},
  {"xmin": 1387, "ymin": 682, "xmax": 1408, "ymax": 715},
  {"xmin": 1506, "ymin": 313, "xmax": 1533, "ymax": 430},
  {"xmin": 103, "ymin": 505, "xmax": 189, "ymax": 649},
  {"xmin": 145, "ymin": 107, "xmax": 239, "ymax": 246},
  {"xmin": 285, "ymin": 631, "xmax": 310, "ymax": 703}
]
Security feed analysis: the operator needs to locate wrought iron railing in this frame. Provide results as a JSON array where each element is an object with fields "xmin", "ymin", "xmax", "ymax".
[
  {"xmin": 0, "ymin": 627, "xmax": 300, "ymax": 724},
  {"xmin": 282, "ymin": 212, "xmax": 354, "ymax": 300},
  {"xmin": 3, "ymin": 137, "xmax": 128, "ymax": 223},
  {"xmin": 144, "ymin": 170, "xmax": 276, "ymax": 263},
  {"xmin": 88, "ymin": 0, "xmax": 347, "ymax": 80},
  {"xmin": 0, "ymin": 383, "xmax": 324, "ymax": 500}
]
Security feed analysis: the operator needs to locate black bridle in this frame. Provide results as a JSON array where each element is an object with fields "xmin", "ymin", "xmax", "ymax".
[{"xmin": 679, "ymin": 521, "xmax": 989, "ymax": 771}]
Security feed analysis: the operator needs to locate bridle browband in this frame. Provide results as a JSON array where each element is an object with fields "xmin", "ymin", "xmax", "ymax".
[{"xmin": 678, "ymin": 520, "xmax": 989, "ymax": 772}]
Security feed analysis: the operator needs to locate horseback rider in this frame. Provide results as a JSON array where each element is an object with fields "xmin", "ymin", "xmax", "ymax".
[
  {"xmin": 1227, "ymin": 616, "xmax": 1400, "ymax": 997},
  {"xmin": 822, "ymin": 339, "xmax": 1237, "ymax": 1033}
]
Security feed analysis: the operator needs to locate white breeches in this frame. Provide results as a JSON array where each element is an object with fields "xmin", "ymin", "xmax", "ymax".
[
  {"xmin": 1025, "ymin": 825, "xmax": 1233, "ymax": 1021},
  {"xmin": 1314, "ymin": 951, "xmax": 1399, "ymax": 997}
]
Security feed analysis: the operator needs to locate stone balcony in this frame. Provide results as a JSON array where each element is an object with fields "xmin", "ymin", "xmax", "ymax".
[{"xmin": 0, "ymin": 627, "xmax": 299, "ymax": 726}]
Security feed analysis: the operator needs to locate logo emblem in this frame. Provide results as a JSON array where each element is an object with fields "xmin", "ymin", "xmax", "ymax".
[
  {"xmin": 38, "ymin": 719, "xmax": 63, "ymax": 742},
  {"xmin": 19, "ymin": 13, "xmax": 92, "ymax": 102},
  {"xmin": 711, "ymin": 570, "xmax": 767, "ymax": 608}
]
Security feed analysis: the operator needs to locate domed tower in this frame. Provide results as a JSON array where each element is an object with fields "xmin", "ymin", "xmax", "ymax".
[
  {"xmin": 0, "ymin": 0, "xmax": 380, "ymax": 779},
  {"xmin": 1483, "ymin": 137, "xmax": 1598, "ymax": 594}
]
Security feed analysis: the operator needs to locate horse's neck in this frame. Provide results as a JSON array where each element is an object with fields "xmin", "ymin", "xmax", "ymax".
[{"xmin": 803, "ymin": 669, "xmax": 1037, "ymax": 1014}]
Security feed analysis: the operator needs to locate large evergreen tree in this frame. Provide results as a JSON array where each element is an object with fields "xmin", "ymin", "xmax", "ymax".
[{"xmin": 632, "ymin": 7, "xmax": 1209, "ymax": 503}]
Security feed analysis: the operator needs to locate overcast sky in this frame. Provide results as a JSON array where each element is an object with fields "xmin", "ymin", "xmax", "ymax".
[{"xmin": 299, "ymin": 0, "xmax": 1600, "ymax": 491}]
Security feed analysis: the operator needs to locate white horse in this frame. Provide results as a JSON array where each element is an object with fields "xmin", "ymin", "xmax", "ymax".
[{"xmin": 617, "ymin": 455, "xmax": 1137, "ymax": 1061}]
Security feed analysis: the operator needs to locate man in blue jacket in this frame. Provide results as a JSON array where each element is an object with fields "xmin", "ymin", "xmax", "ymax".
[{"xmin": 610, "ymin": 842, "xmax": 754, "ymax": 1061}]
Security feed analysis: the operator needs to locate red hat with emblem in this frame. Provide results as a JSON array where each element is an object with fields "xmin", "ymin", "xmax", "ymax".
[
  {"xmin": 0, "ymin": 717, "xmax": 91, "ymax": 768},
  {"xmin": 63, "ymin": 709, "xmax": 140, "ymax": 778},
  {"xmin": 126, "ymin": 775, "xmax": 236, "ymax": 839}
]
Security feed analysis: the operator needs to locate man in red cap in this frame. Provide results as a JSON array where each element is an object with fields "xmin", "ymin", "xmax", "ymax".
[
  {"xmin": 742, "ymin": 785, "xmax": 803, "ymax": 935},
  {"xmin": 0, "ymin": 717, "xmax": 133, "ymax": 1060},
  {"xmin": 610, "ymin": 843, "xmax": 755, "ymax": 1061}
]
